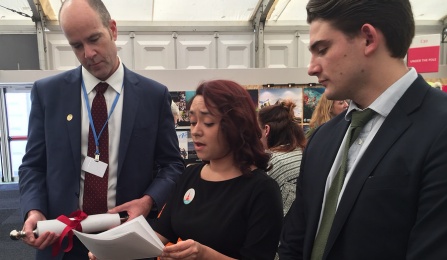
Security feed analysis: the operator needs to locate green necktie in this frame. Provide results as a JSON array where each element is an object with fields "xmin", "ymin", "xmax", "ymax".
[{"xmin": 311, "ymin": 108, "xmax": 375, "ymax": 260}]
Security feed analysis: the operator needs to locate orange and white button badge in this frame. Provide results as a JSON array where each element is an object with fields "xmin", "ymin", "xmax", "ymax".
[{"xmin": 183, "ymin": 188, "xmax": 195, "ymax": 205}]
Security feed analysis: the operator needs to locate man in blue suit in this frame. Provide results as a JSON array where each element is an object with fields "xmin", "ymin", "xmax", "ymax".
[
  {"xmin": 18, "ymin": 0, "xmax": 184, "ymax": 259},
  {"xmin": 279, "ymin": 0, "xmax": 447, "ymax": 259}
]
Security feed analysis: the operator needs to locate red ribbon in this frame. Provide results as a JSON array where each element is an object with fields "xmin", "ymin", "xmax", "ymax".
[{"xmin": 51, "ymin": 210, "xmax": 88, "ymax": 257}]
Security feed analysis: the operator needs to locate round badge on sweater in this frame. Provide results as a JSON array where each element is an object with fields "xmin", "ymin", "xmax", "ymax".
[{"xmin": 183, "ymin": 188, "xmax": 195, "ymax": 205}]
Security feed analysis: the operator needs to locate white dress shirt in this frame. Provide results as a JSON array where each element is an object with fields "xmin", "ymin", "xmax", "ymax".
[{"xmin": 79, "ymin": 60, "xmax": 124, "ymax": 211}]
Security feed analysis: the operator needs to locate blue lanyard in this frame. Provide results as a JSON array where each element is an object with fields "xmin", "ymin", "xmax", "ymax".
[{"xmin": 81, "ymin": 80, "xmax": 122, "ymax": 161}]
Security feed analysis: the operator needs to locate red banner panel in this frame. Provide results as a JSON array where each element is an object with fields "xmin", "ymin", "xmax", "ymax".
[{"xmin": 407, "ymin": 46, "xmax": 440, "ymax": 73}]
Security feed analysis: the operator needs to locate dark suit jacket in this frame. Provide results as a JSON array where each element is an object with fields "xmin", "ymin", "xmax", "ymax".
[
  {"xmin": 279, "ymin": 76, "xmax": 447, "ymax": 260},
  {"xmin": 19, "ymin": 65, "xmax": 184, "ymax": 259}
]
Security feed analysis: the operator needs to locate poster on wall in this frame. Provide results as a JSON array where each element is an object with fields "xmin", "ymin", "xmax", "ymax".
[
  {"xmin": 258, "ymin": 88, "xmax": 303, "ymax": 119},
  {"xmin": 176, "ymin": 130, "xmax": 189, "ymax": 159},
  {"xmin": 303, "ymin": 87, "xmax": 325, "ymax": 123},
  {"xmin": 170, "ymin": 91, "xmax": 201, "ymax": 165},
  {"xmin": 247, "ymin": 89, "xmax": 259, "ymax": 109},
  {"xmin": 175, "ymin": 129, "xmax": 200, "ymax": 164},
  {"xmin": 407, "ymin": 34, "xmax": 441, "ymax": 73},
  {"xmin": 170, "ymin": 91, "xmax": 196, "ymax": 127}
]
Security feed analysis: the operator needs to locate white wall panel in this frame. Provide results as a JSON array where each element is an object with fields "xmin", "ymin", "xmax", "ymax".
[
  {"xmin": 176, "ymin": 34, "xmax": 216, "ymax": 69},
  {"xmin": 46, "ymin": 34, "xmax": 79, "ymax": 70},
  {"xmin": 217, "ymin": 34, "xmax": 254, "ymax": 68},
  {"xmin": 46, "ymin": 33, "xmax": 133, "ymax": 70},
  {"xmin": 115, "ymin": 34, "xmax": 133, "ymax": 69},
  {"xmin": 133, "ymin": 34, "xmax": 175, "ymax": 70},
  {"xmin": 297, "ymin": 33, "xmax": 311, "ymax": 68},
  {"xmin": 264, "ymin": 33, "xmax": 298, "ymax": 68}
]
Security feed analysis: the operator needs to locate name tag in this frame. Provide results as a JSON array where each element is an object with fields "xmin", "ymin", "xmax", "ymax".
[{"xmin": 82, "ymin": 156, "xmax": 108, "ymax": 177}]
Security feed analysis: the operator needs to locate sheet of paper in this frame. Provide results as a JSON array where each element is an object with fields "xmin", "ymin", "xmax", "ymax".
[{"xmin": 73, "ymin": 215, "xmax": 163, "ymax": 260}]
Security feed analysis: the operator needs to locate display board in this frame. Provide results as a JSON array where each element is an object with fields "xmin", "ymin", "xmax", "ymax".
[{"xmin": 170, "ymin": 84, "xmax": 324, "ymax": 165}]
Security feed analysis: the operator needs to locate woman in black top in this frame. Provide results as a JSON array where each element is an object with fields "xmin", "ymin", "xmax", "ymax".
[{"xmin": 154, "ymin": 80, "xmax": 283, "ymax": 260}]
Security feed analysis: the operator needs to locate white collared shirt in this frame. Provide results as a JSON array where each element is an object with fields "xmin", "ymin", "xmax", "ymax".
[{"xmin": 79, "ymin": 59, "xmax": 124, "ymax": 211}]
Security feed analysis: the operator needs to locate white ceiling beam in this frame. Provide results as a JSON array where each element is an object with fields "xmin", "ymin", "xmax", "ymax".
[{"xmin": 0, "ymin": 20, "xmax": 36, "ymax": 33}]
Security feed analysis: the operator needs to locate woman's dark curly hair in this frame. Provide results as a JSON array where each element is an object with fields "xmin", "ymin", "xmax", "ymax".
[{"xmin": 189, "ymin": 80, "xmax": 270, "ymax": 175}]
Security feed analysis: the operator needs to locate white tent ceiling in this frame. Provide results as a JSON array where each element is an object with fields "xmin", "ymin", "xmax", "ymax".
[{"xmin": 1, "ymin": 0, "xmax": 446, "ymax": 31}]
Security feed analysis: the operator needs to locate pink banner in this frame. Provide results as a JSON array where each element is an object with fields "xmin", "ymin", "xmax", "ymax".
[{"xmin": 407, "ymin": 46, "xmax": 440, "ymax": 73}]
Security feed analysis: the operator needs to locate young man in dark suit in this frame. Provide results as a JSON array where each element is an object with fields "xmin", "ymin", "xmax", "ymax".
[{"xmin": 279, "ymin": 0, "xmax": 447, "ymax": 259}]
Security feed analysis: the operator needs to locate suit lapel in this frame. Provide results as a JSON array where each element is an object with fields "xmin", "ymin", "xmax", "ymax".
[
  {"xmin": 117, "ymin": 66, "xmax": 140, "ymax": 177},
  {"xmin": 324, "ymin": 76, "xmax": 429, "ymax": 256},
  {"xmin": 63, "ymin": 67, "xmax": 83, "ymax": 175}
]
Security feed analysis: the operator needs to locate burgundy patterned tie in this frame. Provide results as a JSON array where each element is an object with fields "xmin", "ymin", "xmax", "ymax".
[{"xmin": 83, "ymin": 82, "xmax": 109, "ymax": 215}]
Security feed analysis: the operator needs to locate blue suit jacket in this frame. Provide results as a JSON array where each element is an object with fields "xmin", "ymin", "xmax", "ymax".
[
  {"xmin": 279, "ymin": 75, "xmax": 447, "ymax": 260},
  {"xmin": 19, "ymin": 66, "xmax": 184, "ymax": 259}
]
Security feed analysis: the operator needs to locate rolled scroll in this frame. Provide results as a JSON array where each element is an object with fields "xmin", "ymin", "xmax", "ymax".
[{"xmin": 10, "ymin": 213, "xmax": 122, "ymax": 240}]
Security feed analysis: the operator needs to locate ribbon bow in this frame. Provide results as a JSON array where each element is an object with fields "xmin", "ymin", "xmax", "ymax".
[{"xmin": 52, "ymin": 210, "xmax": 88, "ymax": 256}]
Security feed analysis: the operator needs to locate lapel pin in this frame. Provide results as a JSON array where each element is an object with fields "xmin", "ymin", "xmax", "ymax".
[{"xmin": 67, "ymin": 114, "xmax": 73, "ymax": 121}]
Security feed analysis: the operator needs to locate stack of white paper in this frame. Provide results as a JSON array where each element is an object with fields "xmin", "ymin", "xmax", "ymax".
[{"xmin": 73, "ymin": 215, "xmax": 164, "ymax": 260}]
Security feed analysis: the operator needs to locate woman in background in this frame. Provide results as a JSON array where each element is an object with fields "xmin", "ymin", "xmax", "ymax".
[
  {"xmin": 258, "ymin": 100, "xmax": 306, "ymax": 215},
  {"xmin": 306, "ymin": 92, "xmax": 348, "ymax": 138}
]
